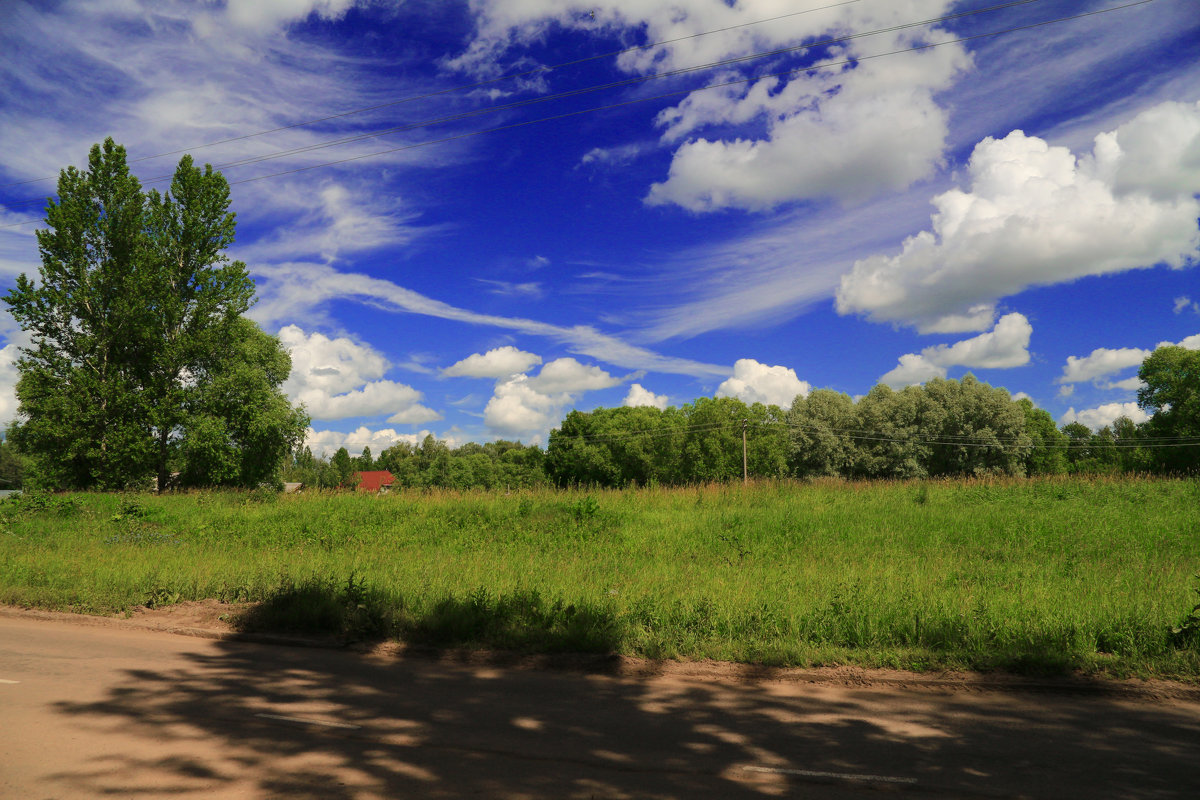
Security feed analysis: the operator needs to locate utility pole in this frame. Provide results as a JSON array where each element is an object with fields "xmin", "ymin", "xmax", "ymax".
[{"xmin": 742, "ymin": 418, "xmax": 748, "ymax": 486}]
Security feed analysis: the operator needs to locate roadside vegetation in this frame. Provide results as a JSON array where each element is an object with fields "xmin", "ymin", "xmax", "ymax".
[{"xmin": 2, "ymin": 476, "xmax": 1198, "ymax": 680}]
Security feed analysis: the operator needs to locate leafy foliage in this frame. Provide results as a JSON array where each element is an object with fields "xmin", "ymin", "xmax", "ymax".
[{"xmin": 2, "ymin": 139, "xmax": 307, "ymax": 489}]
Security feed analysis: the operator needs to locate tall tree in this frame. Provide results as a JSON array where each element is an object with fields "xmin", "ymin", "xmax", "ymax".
[
  {"xmin": 1138, "ymin": 345, "xmax": 1200, "ymax": 473},
  {"xmin": 3, "ymin": 139, "xmax": 307, "ymax": 489}
]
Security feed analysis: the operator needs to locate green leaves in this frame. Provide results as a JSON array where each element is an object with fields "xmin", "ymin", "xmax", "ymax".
[{"xmin": 3, "ymin": 139, "xmax": 307, "ymax": 490}]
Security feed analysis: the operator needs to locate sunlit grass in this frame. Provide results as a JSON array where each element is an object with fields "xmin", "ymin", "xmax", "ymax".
[{"xmin": 1, "ymin": 475, "xmax": 1198, "ymax": 679}]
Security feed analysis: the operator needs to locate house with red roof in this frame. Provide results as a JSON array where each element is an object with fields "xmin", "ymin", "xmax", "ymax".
[{"xmin": 354, "ymin": 470, "xmax": 395, "ymax": 493}]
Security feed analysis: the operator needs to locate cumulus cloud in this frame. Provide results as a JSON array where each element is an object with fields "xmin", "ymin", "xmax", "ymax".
[
  {"xmin": 526, "ymin": 357, "xmax": 622, "ymax": 394},
  {"xmin": 482, "ymin": 357, "xmax": 624, "ymax": 437},
  {"xmin": 1058, "ymin": 347, "xmax": 1150, "ymax": 384},
  {"xmin": 646, "ymin": 43, "xmax": 968, "ymax": 211},
  {"xmin": 483, "ymin": 376, "xmax": 569, "ymax": 436},
  {"xmin": 443, "ymin": 346, "xmax": 543, "ymax": 379},
  {"xmin": 278, "ymin": 325, "xmax": 441, "ymax": 423},
  {"xmin": 879, "ymin": 312, "xmax": 1033, "ymax": 389},
  {"xmin": 0, "ymin": 340, "xmax": 23, "ymax": 426},
  {"xmin": 716, "ymin": 359, "xmax": 810, "ymax": 407},
  {"xmin": 837, "ymin": 102, "xmax": 1200, "ymax": 332},
  {"xmin": 304, "ymin": 425, "xmax": 447, "ymax": 458},
  {"xmin": 452, "ymin": 1, "xmax": 967, "ymax": 212},
  {"xmin": 1103, "ymin": 377, "xmax": 1146, "ymax": 392},
  {"xmin": 1059, "ymin": 403, "xmax": 1150, "ymax": 432},
  {"xmin": 624, "ymin": 383, "xmax": 668, "ymax": 410},
  {"xmin": 1057, "ymin": 333, "xmax": 1200, "ymax": 387}
]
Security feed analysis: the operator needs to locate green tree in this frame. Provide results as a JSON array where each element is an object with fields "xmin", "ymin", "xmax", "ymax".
[
  {"xmin": 851, "ymin": 385, "xmax": 928, "ymax": 479},
  {"xmin": 1138, "ymin": 345, "xmax": 1200, "ymax": 473},
  {"xmin": 3, "ymin": 139, "xmax": 306, "ymax": 489},
  {"xmin": 0, "ymin": 440, "xmax": 26, "ymax": 489},
  {"xmin": 788, "ymin": 389, "xmax": 857, "ymax": 478},
  {"xmin": 918, "ymin": 376, "xmax": 1029, "ymax": 477},
  {"xmin": 330, "ymin": 447, "xmax": 355, "ymax": 487},
  {"xmin": 1018, "ymin": 398, "xmax": 1068, "ymax": 475}
]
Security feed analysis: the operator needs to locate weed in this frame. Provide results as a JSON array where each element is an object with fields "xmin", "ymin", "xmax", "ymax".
[
  {"xmin": 111, "ymin": 496, "xmax": 149, "ymax": 523},
  {"xmin": 572, "ymin": 494, "xmax": 600, "ymax": 522},
  {"xmin": 1170, "ymin": 575, "xmax": 1200, "ymax": 647}
]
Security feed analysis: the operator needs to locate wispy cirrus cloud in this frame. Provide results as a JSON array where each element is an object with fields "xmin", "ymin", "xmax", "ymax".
[{"xmin": 250, "ymin": 261, "xmax": 730, "ymax": 378}]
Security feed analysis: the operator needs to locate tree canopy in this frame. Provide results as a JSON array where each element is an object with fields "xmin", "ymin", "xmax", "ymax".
[{"xmin": 3, "ymin": 139, "xmax": 307, "ymax": 490}]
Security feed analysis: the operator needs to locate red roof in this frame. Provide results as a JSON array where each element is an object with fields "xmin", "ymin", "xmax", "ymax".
[{"xmin": 354, "ymin": 470, "xmax": 395, "ymax": 492}]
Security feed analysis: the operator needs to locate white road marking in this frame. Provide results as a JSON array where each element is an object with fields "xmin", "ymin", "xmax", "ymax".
[
  {"xmin": 742, "ymin": 765, "xmax": 917, "ymax": 785},
  {"xmin": 255, "ymin": 713, "xmax": 360, "ymax": 730},
  {"xmin": 0, "ymin": 679, "xmax": 19, "ymax": 684}
]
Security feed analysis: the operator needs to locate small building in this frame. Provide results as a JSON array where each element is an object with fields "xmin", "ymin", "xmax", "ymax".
[
  {"xmin": 354, "ymin": 470, "xmax": 395, "ymax": 493},
  {"xmin": 282, "ymin": 482, "xmax": 304, "ymax": 494}
]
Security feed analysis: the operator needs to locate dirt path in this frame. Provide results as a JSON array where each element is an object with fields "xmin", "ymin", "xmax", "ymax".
[{"xmin": 2, "ymin": 606, "xmax": 1200, "ymax": 798}]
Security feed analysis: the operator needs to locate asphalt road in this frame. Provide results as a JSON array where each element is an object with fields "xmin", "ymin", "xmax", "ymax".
[{"xmin": 2, "ymin": 613, "xmax": 1200, "ymax": 799}]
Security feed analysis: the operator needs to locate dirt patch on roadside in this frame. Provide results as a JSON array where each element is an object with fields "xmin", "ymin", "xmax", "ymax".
[{"xmin": 3, "ymin": 600, "xmax": 1198, "ymax": 702}]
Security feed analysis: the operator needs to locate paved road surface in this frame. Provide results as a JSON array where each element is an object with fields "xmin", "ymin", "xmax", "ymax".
[{"xmin": 2, "ymin": 613, "xmax": 1200, "ymax": 799}]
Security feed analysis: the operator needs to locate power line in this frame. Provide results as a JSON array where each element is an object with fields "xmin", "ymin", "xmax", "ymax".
[
  {"xmin": 150, "ymin": 0, "xmax": 1049, "ymax": 179},
  {"xmin": 0, "ymin": 0, "xmax": 866, "ymax": 190},
  {"xmin": 0, "ymin": 0, "xmax": 1045, "ymax": 211},
  {"xmin": 217, "ymin": 0, "xmax": 1155, "ymax": 187},
  {"xmin": 321, "ymin": 415, "xmax": 1200, "ymax": 450},
  {"xmin": 0, "ymin": 0, "xmax": 1094, "ymax": 222}
]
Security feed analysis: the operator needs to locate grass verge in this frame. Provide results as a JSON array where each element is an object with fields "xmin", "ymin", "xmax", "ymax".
[{"xmin": 1, "ymin": 476, "xmax": 1198, "ymax": 679}]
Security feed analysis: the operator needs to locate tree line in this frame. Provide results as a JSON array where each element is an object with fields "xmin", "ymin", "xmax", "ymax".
[
  {"xmin": 541, "ymin": 349, "xmax": 1198, "ymax": 487},
  {"xmin": 281, "ymin": 436, "xmax": 548, "ymax": 490},
  {"xmin": 261, "ymin": 347, "xmax": 1197, "ymax": 493}
]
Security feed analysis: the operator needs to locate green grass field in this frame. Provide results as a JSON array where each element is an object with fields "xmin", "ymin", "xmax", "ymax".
[{"xmin": 2, "ymin": 476, "xmax": 1198, "ymax": 679}]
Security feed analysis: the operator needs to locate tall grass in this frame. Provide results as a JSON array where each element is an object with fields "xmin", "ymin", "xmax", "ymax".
[{"xmin": 1, "ymin": 476, "xmax": 1198, "ymax": 678}]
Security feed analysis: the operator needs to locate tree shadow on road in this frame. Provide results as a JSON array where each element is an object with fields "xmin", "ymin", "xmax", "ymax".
[{"xmin": 44, "ymin": 616, "xmax": 1200, "ymax": 800}]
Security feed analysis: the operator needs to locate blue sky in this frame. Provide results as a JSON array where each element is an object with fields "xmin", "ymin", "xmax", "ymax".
[{"xmin": 1, "ymin": 0, "xmax": 1197, "ymax": 455}]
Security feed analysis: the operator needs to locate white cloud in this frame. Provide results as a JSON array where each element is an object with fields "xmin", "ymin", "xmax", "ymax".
[
  {"xmin": 526, "ymin": 357, "xmax": 622, "ymax": 394},
  {"xmin": 646, "ymin": 42, "xmax": 969, "ymax": 211},
  {"xmin": 476, "ymin": 279, "xmax": 544, "ymax": 298},
  {"xmin": 1089, "ymin": 100, "xmax": 1200, "ymax": 201},
  {"xmin": 1059, "ymin": 403, "xmax": 1150, "ymax": 432},
  {"xmin": 443, "ymin": 346, "xmax": 543, "ymax": 379},
  {"xmin": 1103, "ymin": 377, "xmax": 1147, "ymax": 392},
  {"xmin": 837, "ymin": 102, "xmax": 1200, "ymax": 332},
  {"xmin": 1058, "ymin": 385, "xmax": 1074, "ymax": 399},
  {"xmin": 482, "ymin": 357, "xmax": 624, "ymax": 438},
  {"xmin": 224, "ymin": 0, "xmax": 359, "ymax": 32},
  {"xmin": 580, "ymin": 142, "xmax": 651, "ymax": 168},
  {"xmin": 1175, "ymin": 296, "xmax": 1200, "ymax": 315},
  {"xmin": 279, "ymin": 325, "xmax": 388, "ymax": 395},
  {"xmin": 304, "ymin": 425, "xmax": 443, "ymax": 458},
  {"xmin": 299, "ymin": 380, "xmax": 441, "ymax": 423},
  {"xmin": 715, "ymin": 359, "xmax": 810, "ymax": 408},
  {"xmin": 278, "ymin": 325, "xmax": 441, "ymax": 423},
  {"xmin": 483, "ymin": 375, "xmax": 569, "ymax": 437},
  {"xmin": 250, "ymin": 262, "xmax": 730, "ymax": 378},
  {"xmin": 237, "ymin": 181, "xmax": 426, "ymax": 265},
  {"xmin": 1057, "ymin": 333, "xmax": 1200, "ymax": 387},
  {"xmin": 454, "ymin": 1, "xmax": 967, "ymax": 212},
  {"xmin": 880, "ymin": 312, "xmax": 1032, "ymax": 389},
  {"xmin": 1058, "ymin": 347, "xmax": 1150, "ymax": 384},
  {"xmin": 0, "ymin": 341, "xmax": 23, "ymax": 427},
  {"xmin": 1011, "ymin": 392, "xmax": 1033, "ymax": 404},
  {"xmin": 624, "ymin": 383, "xmax": 668, "ymax": 410}
]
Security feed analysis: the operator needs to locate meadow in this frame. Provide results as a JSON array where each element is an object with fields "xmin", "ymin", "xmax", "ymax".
[{"xmin": 2, "ymin": 475, "xmax": 1198, "ymax": 679}]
